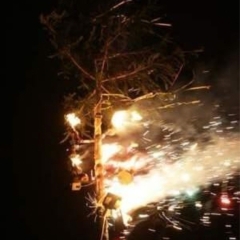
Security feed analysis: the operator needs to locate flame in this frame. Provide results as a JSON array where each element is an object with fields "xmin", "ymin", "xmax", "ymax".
[
  {"xmin": 101, "ymin": 143, "xmax": 123, "ymax": 164},
  {"xmin": 101, "ymin": 113, "xmax": 240, "ymax": 225},
  {"xmin": 130, "ymin": 111, "xmax": 142, "ymax": 121},
  {"xmin": 66, "ymin": 113, "xmax": 81, "ymax": 128},
  {"xmin": 111, "ymin": 110, "xmax": 128, "ymax": 129},
  {"xmin": 111, "ymin": 110, "xmax": 142, "ymax": 129},
  {"xmin": 70, "ymin": 154, "xmax": 82, "ymax": 167},
  {"xmin": 64, "ymin": 106, "xmax": 240, "ymax": 226}
]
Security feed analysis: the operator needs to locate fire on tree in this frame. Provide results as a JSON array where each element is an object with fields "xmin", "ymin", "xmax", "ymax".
[{"xmin": 40, "ymin": 1, "xmax": 239, "ymax": 240}]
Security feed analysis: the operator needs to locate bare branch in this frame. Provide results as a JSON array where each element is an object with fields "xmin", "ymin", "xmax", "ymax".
[
  {"xmin": 173, "ymin": 79, "xmax": 195, "ymax": 93},
  {"xmin": 102, "ymin": 93, "xmax": 132, "ymax": 99},
  {"xmin": 96, "ymin": 49, "xmax": 150, "ymax": 62},
  {"xmin": 88, "ymin": 90, "xmax": 96, "ymax": 100},
  {"xmin": 64, "ymin": 50, "xmax": 96, "ymax": 81},
  {"xmin": 133, "ymin": 92, "xmax": 155, "ymax": 102},
  {"xmin": 102, "ymin": 66, "xmax": 148, "ymax": 82},
  {"xmin": 170, "ymin": 64, "xmax": 184, "ymax": 88},
  {"xmin": 99, "ymin": 39, "xmax": 110, "ymax": 80}
]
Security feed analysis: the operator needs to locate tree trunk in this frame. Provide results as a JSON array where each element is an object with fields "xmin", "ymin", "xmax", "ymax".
[{"xmin": 94, "ymin": 75, "xmax": 109, "ymax": 240}]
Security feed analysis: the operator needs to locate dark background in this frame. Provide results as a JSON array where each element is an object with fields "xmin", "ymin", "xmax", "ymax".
[{"xmin": 6, "ymin": 0, "xmax": 238, "ymax": 239}]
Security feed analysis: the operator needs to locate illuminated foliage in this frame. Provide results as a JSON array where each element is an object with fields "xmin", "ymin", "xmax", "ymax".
[{"xmin": 40, "ymin": 0, "xmax": 185, "ymax": 137}]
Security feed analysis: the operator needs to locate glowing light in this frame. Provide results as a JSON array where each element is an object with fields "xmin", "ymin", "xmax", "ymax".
[
  {"xmin": 101, "ymin": 143, "xmax": 122, "ymax": 163},
  {"xmin": 111, "ymin": 110, "xmax": 128, "ymax": 128},
  {"xmin": 220, "ymin": 194, "xmax": 231, "ymax": 205},
  {"xmin": 130, "ymin": 111, "xmax": 142, "ymax": 121},
  {"xmin": 138, "ymin": 213, "xmax": 149, "ymax": 218},
  {"xmin": 190, "ymin": 143, "xmax": 198, "ymax": 151},
  {"xmin": 70, "ymin": 154, "xmax": 82, "ymax": 167},
  {"xmin": 181, "ymin": 173, "xmax": 191, "ymax": 182},
  {"xmin": 67, "ymin": 97, "xmax": 240, "ymax": 225},
  {"xmin": 185, "ymin": 188, "xmax": 198, "ymax": 197},
  {"xmin": 111, "ymin": 110, "xmax": 142, "ymax": 129},
  {"xmin": 105, "ymin": 172, "xmax": 165, "ymax": 224},
  {"xmin": 66, "ymin": 113, "xmax": 81, "ymax": 128},
  {"xmin": 102, "ymin": 132, "xmax": 240, "ymax": 224},
  {"xmin": 117, "ymin": 170, "xmax": 133, "ymax": 185},
  {"xmin": 195, "ymin": 201, "xmax": 203, "ymax": 208},
  {"xmin": 223, "ymin": 160, "xmax": 231, "ymax": 167}
]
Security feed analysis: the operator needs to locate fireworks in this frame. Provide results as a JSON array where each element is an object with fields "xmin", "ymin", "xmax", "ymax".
[
  {"xmin": 65, "ymin": 113, "xmax": 81, "ymax": 128},
  {"xmin": 64, "ymin": 102, "xmax": 240, "ymax": 227},
  {"xmin": 101, "ymin": 106, "xmax": 240, "ymax": 224}
]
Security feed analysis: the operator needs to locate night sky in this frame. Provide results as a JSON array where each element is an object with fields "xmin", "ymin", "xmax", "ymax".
[{"xmin": 7, "ymin": 1, "xmax": 238, "ymax": 240}]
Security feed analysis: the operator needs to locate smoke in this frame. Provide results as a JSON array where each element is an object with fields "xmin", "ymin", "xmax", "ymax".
[
  {"xmin": 74, "ymin": 48, "xmax": 239, "ymax": 216},
  {"xmin": 101, "ymin": 53, "xmax": 240, "ymax": 214},
  {"xmin": 104, "ymin": 119, "xmax": 240, "ymax": 214}
]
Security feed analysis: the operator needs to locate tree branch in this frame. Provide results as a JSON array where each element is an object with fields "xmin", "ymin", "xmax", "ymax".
[
  {"xmin": 64, "ymin": 50, "xmax": 96, "ymax": 81},
  {"xmin": 102, "ymin": 66, "xmax": 148, "ymax": 82},
  {"xmin": 96, "ymin": 49, "xmax": 150, "ymax": 62},
  {"xmin": 171, "ymin": 64, "xmax": 183, "ymax": 88}
]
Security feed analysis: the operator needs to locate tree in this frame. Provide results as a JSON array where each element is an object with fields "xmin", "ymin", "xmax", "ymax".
[{"xmin": 40, "ymin": 0, "xmax": 187, "ymax": 239}]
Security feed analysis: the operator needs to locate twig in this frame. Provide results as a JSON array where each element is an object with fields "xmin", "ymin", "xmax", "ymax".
[
  {"xmin": 171, "ymin": 64, "xmax": 183, "ymax": 88},
  {"xmin": 102, "ymin": 66, "xmax": 148, "ymax": 82},
  {"xmin": 64, "ymin": 50, "xmax": 95, "ymax": 81}
]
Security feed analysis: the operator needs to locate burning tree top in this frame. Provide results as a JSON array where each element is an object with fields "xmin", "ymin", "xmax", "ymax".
[{"xmin": 40, "ymin": 0, "xmax": 188, "ymax": 138}]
